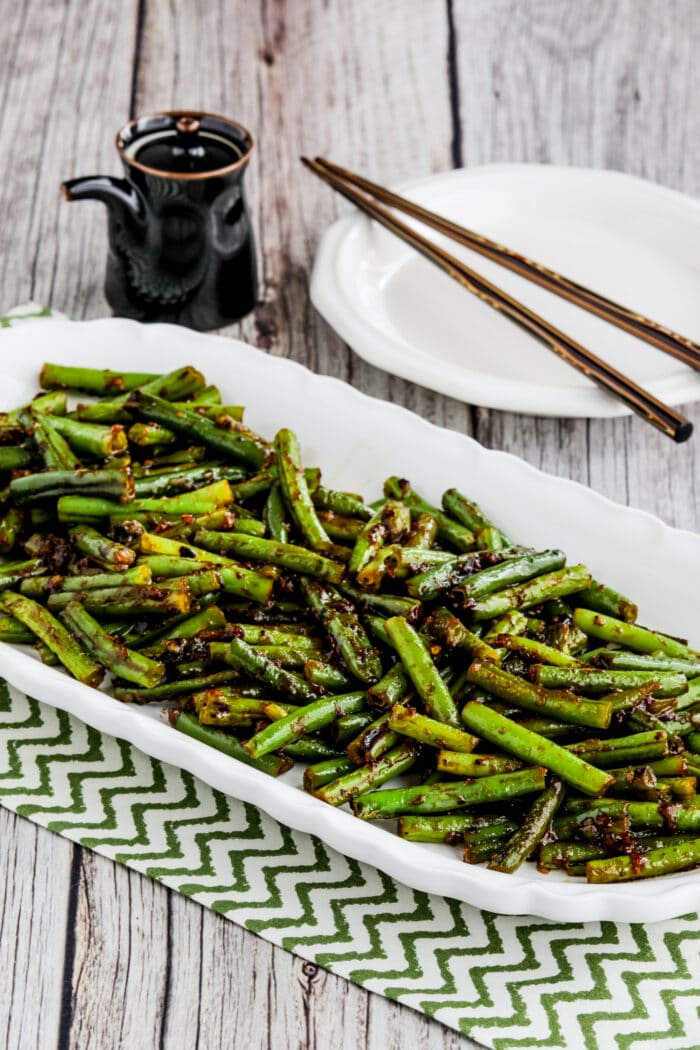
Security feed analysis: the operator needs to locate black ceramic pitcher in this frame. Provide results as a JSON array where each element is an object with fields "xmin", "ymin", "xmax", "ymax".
[{"xmin": 61, "ymin": 111, "xmax": 258, "ymax": 330}]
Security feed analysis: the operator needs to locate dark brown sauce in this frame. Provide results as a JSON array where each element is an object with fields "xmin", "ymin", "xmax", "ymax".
[{"xmin": 135, "ymin": 131, "xmax": 242, "ymax": 174}]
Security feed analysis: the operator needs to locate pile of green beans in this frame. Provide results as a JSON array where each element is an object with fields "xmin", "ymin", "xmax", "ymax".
[{"xmin": 0, "ymin": 361, "xmax": 698, "ymax": 885}]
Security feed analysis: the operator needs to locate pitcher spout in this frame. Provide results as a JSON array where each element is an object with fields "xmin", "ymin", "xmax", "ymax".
[{"xmin": 60, "ymin": 176, "xmax": 144, "ymax": 225}]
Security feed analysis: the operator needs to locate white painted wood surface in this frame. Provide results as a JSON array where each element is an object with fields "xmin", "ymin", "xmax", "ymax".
[{"xmin": 0, "ymin": 2, "xmax": 697, "ymax": 1048}]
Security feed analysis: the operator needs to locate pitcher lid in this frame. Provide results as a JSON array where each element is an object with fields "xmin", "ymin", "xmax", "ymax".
[{"xmin": 116, "ymin": 110, "xmax": 254, "ymax": 181}]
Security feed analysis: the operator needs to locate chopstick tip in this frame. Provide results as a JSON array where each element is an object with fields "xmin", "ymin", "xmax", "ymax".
[
  {"xmin": 674, "ymin": 420, "xmax": 694, "ymax": 444},
  {"xmin": 300, "ymin": 156, "xmax": 326, "ymax": 176}
]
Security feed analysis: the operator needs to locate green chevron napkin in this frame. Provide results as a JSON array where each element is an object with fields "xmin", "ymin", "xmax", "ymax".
[{"xmin": 1, "ymin": 307, "xmax": 699, "ymax": 1050}]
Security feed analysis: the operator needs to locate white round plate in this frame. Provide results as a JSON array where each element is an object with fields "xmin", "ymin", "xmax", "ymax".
[
  {"xmin": 311, "ymin": 164, "xmax": 700, "ymax": 416},
  {"xmin": 0, "ymin": 318, "xmax": 699, "ymax": 922}
]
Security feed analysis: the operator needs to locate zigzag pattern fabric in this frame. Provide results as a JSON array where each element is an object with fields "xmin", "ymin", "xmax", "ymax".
[{"xmin": 1, "ymin": 681, "xmax": 699, "ymax": 1050}]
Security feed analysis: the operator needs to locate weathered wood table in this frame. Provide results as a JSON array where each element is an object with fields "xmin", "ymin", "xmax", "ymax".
[{"xmin": 1, "ymin": 2, "xmax": 698, "ymax": 1047}]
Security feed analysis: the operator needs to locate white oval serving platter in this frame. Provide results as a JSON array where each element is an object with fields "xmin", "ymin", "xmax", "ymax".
[
  {"xmin": 311, "ymin": 163, "xmax": 700, "ymax": 417},
  {"xmin": 0, "ymin": 317, "xmax": 698, "ymax": 922}
]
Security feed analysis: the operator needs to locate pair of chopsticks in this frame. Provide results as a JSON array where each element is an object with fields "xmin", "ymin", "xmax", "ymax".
[{"xmin": 302, "ymin": 156, "xmax": 697, "ymax": 442}]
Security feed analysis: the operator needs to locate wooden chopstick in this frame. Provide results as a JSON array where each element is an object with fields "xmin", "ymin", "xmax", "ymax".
[
  {"xmin": 314, "ymin": 157, "xmax": 700, "ymax": 374},
  {"xmin": 302, "ymin": 157, "xmax": 693, "ymax": 442}
]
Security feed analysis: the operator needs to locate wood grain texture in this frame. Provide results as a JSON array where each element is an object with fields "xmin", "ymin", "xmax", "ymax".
[
  {"xmin": 0, "ymin": 0, "xmax": 139, "ymax": 319},
  {"xmin": 1, "ymin": 1, "xmax": 699, "ymax": 1048},
  {"xmin": 0, "ymin": 808, "xmax": 70, "ymax": 1050}
]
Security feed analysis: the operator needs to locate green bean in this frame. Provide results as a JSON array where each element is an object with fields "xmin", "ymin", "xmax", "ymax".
[
  {"xmin": 315, "ymin": 741, "xmax": 419, "ymax": 807},
  {"xmin": 398, "ymin": 812, "xmax": 514, "ymax": 843},
  {"xmin": 466, "ymin": 565, "xmax": 593, "ymax": 622},
  {"xmin": 131, "ymin": 391, "xmax": 268, "ymax": 468},
  {"xmin": 229, "ymin": 624, "xmax": 320, "ymax": 646},
  {"xmin": 532, "ymin": 666, "xmax": 688, "ymax": 698},
  {"xmin": 0, "ymin": 558, "xmax": 45, "ymax": 579},
  {"xmin": 346, "ymin": 713, "xmax": 399, "ymax": 765},
  {"xmin": 0, "ymin": 445, "xmax": 33, "ymax": 470},
  {"xmin": 0, "ymin": 506, "xmax": 23, "ymax": 552},
  {"xmin": 435, "ymin": 751, "xmax": 522, "ymax": 777},
  {"xmin": 0, "ymin": 615, "xmax": 37, "ymax": 644},
  {"xmin": 488, "ymin": 779, "xmax": 565, "ymax": 873},
  {"xmin": 384, "ymin": 616, "xmax": 460, "ymax": 727},
  {"xmin": 48, "ymin": 416, "xmax": 128, "ymax": 458},
  {"xmin": 60, "ymin": 601, "xmax": 164, "ymax": 687},
  {"xmin": 586, "ymin": 838, "xmax": 700, "ymax": 883},
  {"xmin": 40, "ymin": 363, "xmax": 158, "ymax": 394},
  {"xmin": 574, "ymin": 582, "xmax": 638, "ymax": 623},
  {"xmin": 209, "ymin": 641, "xmax": 319, "ymax": 669},
  {"xmin": 564, "ymin": 730, "xmax": 670, "ymax": 767},
  {"xmin": 0, "ymin": 591, "xmax": 103, "ymax": 686},
  {"xmin": 264, "ymin": 482, "xmax": 290, "ymax": 542},
  {"xmin": 32, "ymin": 414, "xmax": 80, "ymax": 470},
  {"xmin": 441, "ymin": 488, "xmax": 508, "ymax": 539},
  {"xmin": 339, "ymin": 580, "xmax": 422, "ymax": 623},
  {"xmin": 275, "ymin": 429, "xmax": 334, "ymax": 550},
  {"xmin": 137, "ymin": 533, "xmax": 274, "ymax": 603},
  {"xmin": 222, "ymin": 635, "xmax": 321, "ymax": 701},
  {"xmin": 303, "ymin": 659, "xmax": 355, "ymax": 691},
  {"xmin": 303, "ymin": 756, "xmax": 358, "ymax": 791},
  {"xmin": 424, "ymin": 607, "xmax": 502, "ymax": 664},
  {"xmin": 383, "ymin": 476, "xmax": 475, "ymax": 551},
  {"xmin": 466, "ymin": 660, "xmax": 612, "ymax": 729},
  {"xmin": 299, "ymin": 578, "xmax": 382, "ymax": 684},
  {"xmin": 283, "ymin": 736, "xmax": 343, "ymax": 762},
  {"xmin": 10, "ymin": 389, "xmax": 67, "ymax": 425},
  {"xmin": 21, "ymin": 565, "xmax": 151, "ymax": 596},
  {"xmin": 193, "ymin": 529, "xmax": 345, "ymax": 584},
  {"xmin": 366, "ymin": 662, "xmax": 411, "ymax": 709},
  {"xmin": 170, "ymin": 711, "xmax": 291, "ymax": 776},
  {"xmin": 476, "ymin": 526, "xmax": 508, "ymax": 552},
  {"xmin": 136, "ymin": 606, "xmax": 227, "ymax": 655},
  {"xmin": 244, "ymin": 691, "xmax": 366, "ymax": 758},
  {"xmin": 573, "ymin": 608, "xmax": 695, "ymax": 660},
  {"xmin": 133, "ymin": 463, "xmax": 246, "ymax": 498},
  {"xmin": 195, "ymin": 695, "xmax": 292, "ymax": 726},
  {"xmin": 161, "ymin": 569, "xmax": 222, "ymax": 597},
  {"xmin": 495, "ymin": 634, "xmax": 581, "ymax": 667},
  {"xmin": 402, "ymin": 512, "xmax": 439, "ymax": 549},
  {"xmin": 449, "ymin": 549, "xmax": 565, "ymax": 605},
  {"xmin": 10, "ymin": 467, "xmax": 133, "ymax": 504},
  {"xmin": 405, "ymin": 550, "xmax": 508, "ymax": 602},
  {"xmin": 388, "ymin": 703, "xmax": 478, "ymax": 752},
  {"xmin": 348, "ymin": 500, "xmax": 411, "ymax": 574},
  {"xmin": 311, "ymin": 486, "xmax": 371, "ymax": 520},
  {"xmin": 589, "ymin": 650, "xmax": 700, "ymax": 676},
  {"xmin": 128, "ymin": 422, "xmax": 177, "ymax": 447},
  {"xmin": 352, "ymin": 766, "xmax": 547, "ymax": 819},
  {"xmin": 316, "ymin": 511, "xmax": 363, "ymax": 544},
  {"xmin": 461, "ymin": 702, "xmax": 613, "ymax": 796},
  {"xmin": 70, "ymin": 525, "xmax": 136, "ymax": 569},
  {"xmin": 47, "ymin": 584, "xmax": 192, "ymax": 617},
  {"xmin": 112, "ymin": 670, "xmax": 242, "ymax": 704}
]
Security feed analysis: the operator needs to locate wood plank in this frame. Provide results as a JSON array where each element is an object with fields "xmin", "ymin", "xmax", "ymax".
[
  {"xmin": 451, "ymin": 0, "xmax": 700, "ymax": 529},
  {"xmin": 0, "ymin": 0, "xmax": 139, "ymax": 319},
  {"xmin": 66, "ymin": 851, "xmax": 172, "ymax": 1050},
  {"xmin": 0, "ymin": 809, "xmax": 71, "ymax": 1050},
  {"xmin": 0, "ymin": 3, "xmax": 141, "ymax": 1049}
]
